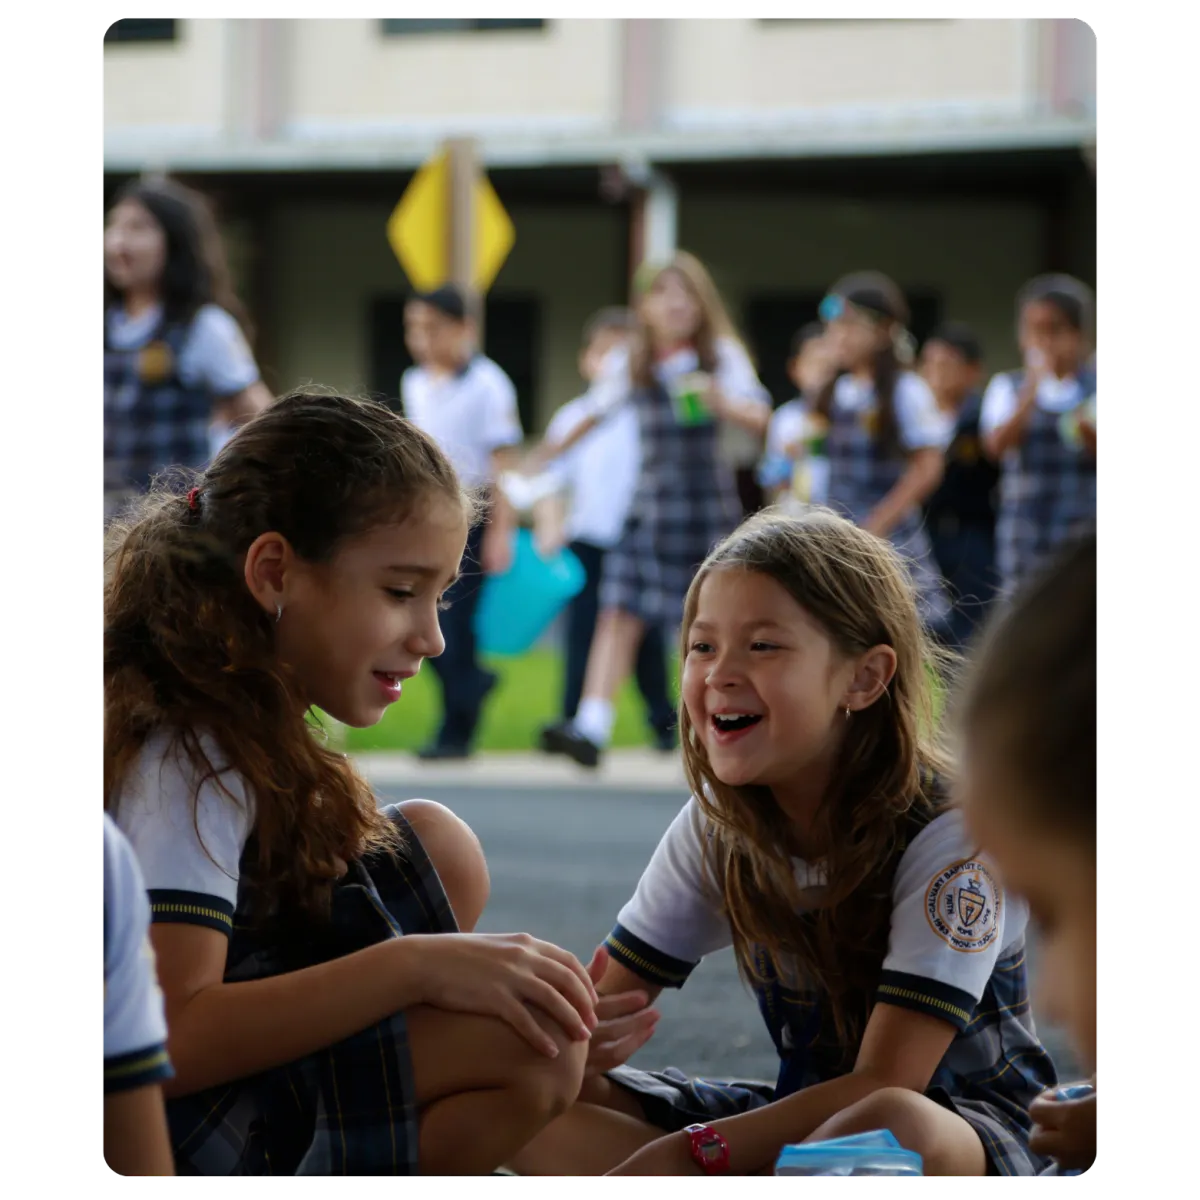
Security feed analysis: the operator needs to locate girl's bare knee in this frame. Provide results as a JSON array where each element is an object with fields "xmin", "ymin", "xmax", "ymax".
[
  {"xmin": 808, "ymin": 1086, "xmax": 924, "ymax": 1143},
  {"xmin": 398, "ymin": 799, "xmax": 490, "ymax": 931},
  {"xmin": 510, "ymin": 1012, "xmax": 588, "ymax": 1123}
]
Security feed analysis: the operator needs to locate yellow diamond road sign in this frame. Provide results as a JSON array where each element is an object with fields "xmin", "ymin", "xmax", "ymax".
[{"xmin": 387, "ymin": 150, "xmax": 515, "ymax": 294}]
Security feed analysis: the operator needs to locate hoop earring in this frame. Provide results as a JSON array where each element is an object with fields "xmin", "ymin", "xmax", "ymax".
[{"xmin": 275, "ymin": 602, "xmax": 283, "ymax": 624}]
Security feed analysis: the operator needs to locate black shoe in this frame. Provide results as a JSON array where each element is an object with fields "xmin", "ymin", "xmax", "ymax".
[
  {"xmin": 540, "ymin": 724, "xmax": 601, "ymax": 769},
  {"xmin": 653, "ymin": 726, "xmax": 677, "ymax": 754},
  {"xmin": 538, "ymin": 722, "xmax": 569, "ymax": 755},
  {"xmin": 416, "ymin": 741, "xmax": 471, "ymax": 762}
]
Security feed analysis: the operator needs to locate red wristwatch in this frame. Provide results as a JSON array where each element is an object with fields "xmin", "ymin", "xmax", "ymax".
[{"xmin": 684, "ymin": 1123, "xmax": 731, "ymax": 1175}]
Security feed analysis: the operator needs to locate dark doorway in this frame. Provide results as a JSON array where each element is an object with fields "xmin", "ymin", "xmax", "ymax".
[
  {"xmin": 742, "ymin": 290, "xmax": 945, "ymax": 408},
  {"xmin": 368, "ymin": 293, "xmax": 542, "ymax": 433}
]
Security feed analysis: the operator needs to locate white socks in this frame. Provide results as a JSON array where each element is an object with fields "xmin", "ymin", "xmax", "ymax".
[{"xmin": 574, "ymin": 698, "xmax": 615, "ymax": 746}]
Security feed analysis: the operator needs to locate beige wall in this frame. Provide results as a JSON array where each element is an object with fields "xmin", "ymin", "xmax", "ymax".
[
  {"xmin": 103, "ymin": 19, "xmax": 229, "ymax": 132},
  {"xmin": 665, "ymin": 19, "xmax": 1030, "ymax": 121},
  {"xmin": 263, "ymin": 193, "xmax": 1056, "ymax": 431},
  {"xmin": 284, "ymin": 20, "xmax": 619, "ymax": 133},
  {"xmin": 106, "ymin": 18, "xmax": 1087, "ymax": 160}
]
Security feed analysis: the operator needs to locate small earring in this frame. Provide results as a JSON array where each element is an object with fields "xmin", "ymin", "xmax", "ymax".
[
  {"xmin": 275, "ymin": 602, "xmax": 283, "ymax": 624},
  {"xmin": 844, "ymin": 704, "xmax": 852, "ymax": 720}
]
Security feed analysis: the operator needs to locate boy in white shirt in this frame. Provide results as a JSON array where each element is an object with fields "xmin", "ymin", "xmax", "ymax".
[
  {"xmin": 401, "ymin": 286, "xmax": 524, "ymax": 758},
  {"xmin": 533, "ymin": 309, "xmax": 676, "ymax": 754}
]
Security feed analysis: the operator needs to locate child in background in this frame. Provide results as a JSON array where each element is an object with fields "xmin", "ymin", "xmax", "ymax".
[
  {"xmin": 980, "ymin": 274, "xmax": 1096, "ymax": 600},
  {"xmin": 536, "ymin": 252, "xmax": 772, "ymax": 769},
  {"xmin": 513, "ymin": 509, "xmax": 1055, "ymax": 1177},
  {"xmin": 815, "ymin": 272, "xmax": 953, "ymax": 633},
  {"xmin": 401, "ymin": 286, "xmax": 523, "ymax": 759},
  {"xmin": 919, "ymin": 323, "xmax": 1000, "ymax": 650},
  {"xmin": 956, "ymin": 535, "xmax": 1096, "ymax": 1174},
  {"xmin": 533, "ymin": 308, "xmax": 676, "ymax": 755},
  {"xmin": 757, "ymin": 323, "xmax": 835, "ymax": 514},
  {"xmin": 105, "ymin": 392, "xmax": 596, "ymax": 1175},
  {"xmin": 105, "ymin": 813, "xmax": 175, "ymax": 1175}
]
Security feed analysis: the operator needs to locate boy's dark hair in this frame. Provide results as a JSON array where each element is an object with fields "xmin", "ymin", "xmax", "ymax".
[
  {"xmin": 1016, "ymin": 274, "xmax": 1095, "ymax": 339},
  {"xmin": 961, "ymin": 533, "xmax": 1096, "ymax": 846},
  {"xmin": 104, "ymin": 391, "xmax": 477, "ymax": 922},
  {"xmin": 582, "ymin": 305, "xmax": 636, "ymax": 350},
  {"xmin": 925, "ymin": 322, "xmax": 983, "ymax": 366},
  {"xmin": 789, "ymin": 322, "xmax": 825, "ymax": 361},
  {"xmin": 411, "ymin": 284, "xmax": 469, "ymax": 323}
]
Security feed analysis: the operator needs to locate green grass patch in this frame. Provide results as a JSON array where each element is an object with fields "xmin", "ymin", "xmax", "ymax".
[{"xmin": 339, "ymin": 648, "xmax": 680, "ymax": 754}]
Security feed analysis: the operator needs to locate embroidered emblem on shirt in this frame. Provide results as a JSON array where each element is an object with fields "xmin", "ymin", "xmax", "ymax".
[
  {"xmin": 137, "ymin": 340, "xmax": 175, "ymax": 385},
  {"xmin": 925, "ymin": 861, "xmax": 1001, "ymax": 953}
]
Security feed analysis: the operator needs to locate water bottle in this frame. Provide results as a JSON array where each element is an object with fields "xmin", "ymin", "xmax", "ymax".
[{"xmin": 775, "ymin": 1130, "xmax": 923, "ymax": 1176}]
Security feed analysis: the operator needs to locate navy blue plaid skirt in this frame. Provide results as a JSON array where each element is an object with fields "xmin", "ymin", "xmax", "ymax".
[{"xmin": 167, "ymin": 805, "xmax": 457, "ymax": 1175}]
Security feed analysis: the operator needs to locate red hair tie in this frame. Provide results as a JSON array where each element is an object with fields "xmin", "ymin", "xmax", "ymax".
[{"xmin": 187, "ymin": 487, "xmax": 201, "ymax": 512}]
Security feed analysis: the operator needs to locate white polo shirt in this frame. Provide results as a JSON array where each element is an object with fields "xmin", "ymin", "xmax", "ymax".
[
  {"xmin": 401, "ymin": 355, "xmax": 524, "ymax": 488},
  {"xmin": 542, "ymin": 391, "xmax": 642, "ymax": 549},
  {"xmin": 613, "ymin": 797, "xmax": 1025, "ymax": 1016},
  {"xmin": 104, "ymin": 813, "xmax": 174, "ymax": 1093}
]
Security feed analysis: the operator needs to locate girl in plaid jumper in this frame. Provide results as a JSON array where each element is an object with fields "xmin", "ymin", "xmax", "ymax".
[
  {"xmin": 536, "ymin": 252, "xmax": 772, "ymax": 769},
  {"xmin": 104, "ymin": 392, "xmax": 597, "ymax": 1174},
  {"xmin": 980, "ymin": 275, "xmax": 1096, "ymax": 600},
  {"xmin": 512, "ymin": 510, "xmax": 1056, "ymax": 1176}
]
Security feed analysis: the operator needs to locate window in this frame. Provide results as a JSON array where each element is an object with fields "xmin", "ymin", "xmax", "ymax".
[
  {"xmin": 369, "ymin": 293, "xmax": 542, "ymax": 434},
  {"xmin": 743, "ymin": 291, "xmax": 943, "ymax": 408},
  {"xmin": 104, "ymin": 19, "xmax": 177, "ymax": 43},
  {"xmin": 381, "ymin": 19, "xmax": 545, "ymax": 36}
]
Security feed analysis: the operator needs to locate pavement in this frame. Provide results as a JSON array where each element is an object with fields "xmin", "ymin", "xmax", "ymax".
[
  {"xmin": 357, "ymin": 746, "xmax": 689, "ymax": 793},
  {"xmin": 362, "ymin": 753, "xmax": 1082, "ymax": 1085}
]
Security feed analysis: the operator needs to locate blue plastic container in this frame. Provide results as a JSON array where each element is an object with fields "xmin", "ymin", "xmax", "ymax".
[
  {"xmin": 474, "ymin": 529, "xmax": 586, "ymax": 657},
  {"xmin": 775, "ymin": 1130, "xmax": 923, "ymax": 1176}
]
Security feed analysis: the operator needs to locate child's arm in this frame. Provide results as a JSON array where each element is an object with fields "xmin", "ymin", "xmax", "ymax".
[
  {"xmin": 609, "ymin": 1005, "xmax": 957, "ymax": 1175},
  {"xmin": 1028, "ymin": 1084, "xmax": 1096, "ymax": 1171},
  {"xmin": 577, "ymin": 947, "xmax": 664, "ymax": 1090},
  {"xmin": 482, "ymin": 446, "xmax": 519, "ymax": 575},
  {"xmin": 532, "ymin": 493, "xmax": 569, "ymax": 559},
  {"xmin": 863, "ymin": 375, "xmax": 948, "ymax": 537},
  {"xmin": 151, "ymin": 921, "xmax": 597, "ymax": 1098},
  {"xmin": 862, "ymin": 448, "xmax": 944, "ymax": 539},
  {"xmin": 983, "ymin": 366, "xmax": 1044, "ymax": 460},
  {"xmin": 105, "ymin": 1084, "xmax": 175, "ymax": 1176}
]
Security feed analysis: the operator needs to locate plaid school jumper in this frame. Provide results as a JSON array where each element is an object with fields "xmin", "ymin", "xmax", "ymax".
[
  {"xmin": 603, "ymin": 806, "xmax": 1057, "ymax": 1176},
  {"xmin": 825, "ymin": 394, "xmax": 951, "ymax": 629},
  {"xmin": 164, "ymin": 805, "xmax": 457, "ymax": 1175},
  {"xmin": 994, "ymin": 368, "xmax": 1097, "ymax": 600},
  {"xmin": 104, "ymin": 312, "xmax": 212, "ymax": 509},
  {"xmin": 599, "ymin": 381, "xmax": 743, "ymax": 627}
]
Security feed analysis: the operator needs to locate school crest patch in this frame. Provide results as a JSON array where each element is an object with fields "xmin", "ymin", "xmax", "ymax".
[{"xmin": 925, "ymin": 861, "xmax": 1001, "ymax": 953}]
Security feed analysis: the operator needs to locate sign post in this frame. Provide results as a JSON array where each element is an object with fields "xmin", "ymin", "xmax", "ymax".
[{"xmin": 386, "ymin": 140, "xmax": 515, "ymax": 346}]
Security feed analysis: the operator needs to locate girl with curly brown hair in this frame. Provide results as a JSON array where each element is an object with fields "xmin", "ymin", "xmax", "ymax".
[
  {"xmin": 104, "ymin": 391, "xmax": 597, "ymax": 1175},
  {"xmin": 512, "ymin": 508, "xmax": 1057, "ymax": 1176}
]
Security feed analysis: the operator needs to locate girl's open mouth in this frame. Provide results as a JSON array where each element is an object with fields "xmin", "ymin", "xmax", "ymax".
[{"xmin": 710, "ymin": 712, "xmax": 763, "ymax": 743}]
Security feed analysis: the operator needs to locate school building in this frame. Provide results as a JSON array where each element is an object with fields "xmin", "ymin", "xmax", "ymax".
[{"xmin": 103, "ymin": 17, "xmax": 1096, "ymax": 431}]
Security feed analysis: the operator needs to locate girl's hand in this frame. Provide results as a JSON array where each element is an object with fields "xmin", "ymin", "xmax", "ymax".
[
  {"xmin": 582, "ymin": 946, "xmax": 661, "ymax": 1076},
  {"xmin": 408, "ymin": 932, "xmax": 598, "ymax": 1058},
  {"xmin": 1028, "ymin": 1086, "xmax": 1096, "ymax": 1172}
]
